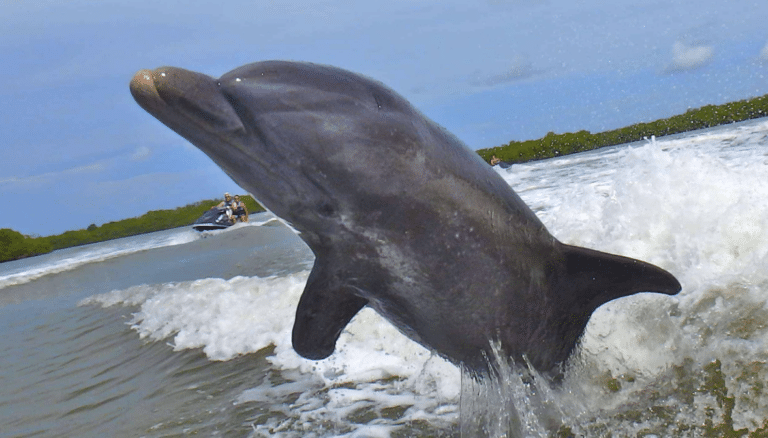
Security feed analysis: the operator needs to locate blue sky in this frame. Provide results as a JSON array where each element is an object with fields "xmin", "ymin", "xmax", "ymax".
[{"xmin": 2, "ymin": 0, "xmax": 767, "ymax": 236}]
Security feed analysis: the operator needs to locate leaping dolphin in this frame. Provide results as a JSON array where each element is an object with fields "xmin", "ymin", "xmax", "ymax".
[{"xmin": 129, "ymin": 61, "xmax": 681, "ymax": 374}]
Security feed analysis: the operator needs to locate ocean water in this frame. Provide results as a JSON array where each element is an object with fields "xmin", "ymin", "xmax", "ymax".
[{"xmin": 2, "ymin": 119, "xmax": 768, "ymax": 437}]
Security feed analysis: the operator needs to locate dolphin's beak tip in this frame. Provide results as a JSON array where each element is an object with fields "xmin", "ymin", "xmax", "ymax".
[
  {"xmin": 130, "ymin": 69, "xmax": 154, "ymax": 91},
  {"xmin": 129, "ymin": 68, "xmax": 163, "ymax": 107}
]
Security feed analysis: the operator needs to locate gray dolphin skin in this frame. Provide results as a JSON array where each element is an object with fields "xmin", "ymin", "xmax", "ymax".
[{"xmin": 129, "ymin": 61, "xmax": 681, "ymax": 375}]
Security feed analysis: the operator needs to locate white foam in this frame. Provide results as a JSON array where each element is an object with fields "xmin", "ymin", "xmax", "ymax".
[
  {"xmin": 528, "ymin": 130, "xmax": 768, "ymax": 376},
  {"xmin": 490, "ymin": 121, "xmax": 768, "ymax": 434},
  {"xmin": 83, "ymin": 272, "xmax": 461, "ymax": 436},
  {"xmin": 81, "ymin": 120, "xmax": 768, "ymax": 435}
]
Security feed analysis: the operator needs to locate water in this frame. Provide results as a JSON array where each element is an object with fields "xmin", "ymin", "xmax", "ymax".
[{"xmin": 2, "ymin": 119, "xmax": 767, "ymax": 437}]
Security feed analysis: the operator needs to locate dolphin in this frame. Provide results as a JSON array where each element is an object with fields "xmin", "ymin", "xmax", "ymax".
[{"xmin": 129, "ymin": 61, "xmax": 681, "ymax": 375}]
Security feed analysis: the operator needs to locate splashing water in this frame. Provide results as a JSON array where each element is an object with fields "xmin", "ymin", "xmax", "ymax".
[{"xmin": 78, "ymin": 120, "xmax": 768, "ymax": 437}]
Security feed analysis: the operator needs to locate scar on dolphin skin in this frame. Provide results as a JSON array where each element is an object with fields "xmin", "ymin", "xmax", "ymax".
[{"xmin": 130, "ymin": 61, "xmax": 681, "ymax": 377}]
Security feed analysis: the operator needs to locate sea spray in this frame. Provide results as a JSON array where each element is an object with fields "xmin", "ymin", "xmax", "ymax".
[{"xmin": 459, "ymin": 343, "xmax": 576, "ymax": 438}]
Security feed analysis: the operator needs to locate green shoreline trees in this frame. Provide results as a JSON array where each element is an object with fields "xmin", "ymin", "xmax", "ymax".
[
  {"xmin": 1, "ymin": 195, "xmax": 264, "ymax": 263},
  {"xmin": 476, "ymin": 94, "xmax": 768, "ymax": 164},
  {"xmin": 4, "ymin": 94, "xmax": 768, "ymax": 263},
  {"xmin": 0, "ymin": 229, "xmax": 53, "ymax": 263}
]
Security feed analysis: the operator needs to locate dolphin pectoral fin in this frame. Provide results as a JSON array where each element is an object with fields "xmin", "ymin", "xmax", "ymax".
[{"xmin": 292, "ymin": 264, "xmax": 368, "ymax": 360}]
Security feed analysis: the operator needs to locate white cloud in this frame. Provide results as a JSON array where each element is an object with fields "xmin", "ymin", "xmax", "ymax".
[
  {"xmin": 67, "ymin": 163, "xmax": 104, "ymax": 174},
  {"xmin": 666, "ymin": 41, "xmax": 714, "ymax": 72},
  {"xmin": 470, "ymin": 58, "xmax": 539, "ymax": 87},
  {"xmin": 0, "ymin": 177, "xmax": 23, "ymax": 186},
  {"xmin": 760, "ymin": 41, "xmax": 768, "ymax": 62},
  {"xmin": 130, "ymin": 146, "xmax": 152, "ymax": 161},
  {"xmin": 0, "ymin": 163, "xmax": 104, "ymax": 188}
]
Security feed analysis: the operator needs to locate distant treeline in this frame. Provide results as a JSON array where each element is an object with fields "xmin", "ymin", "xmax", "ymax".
[
  {"xmin": 5, "ymin": 94, "xmax": 768, "ymax": 263},
  {"xmin": 476, "ymin": 93, "xmax": 768, "ymax": 164},
  {"xmin": 0, "ymin": 195, "xmax": 264, "ymax": 263}
]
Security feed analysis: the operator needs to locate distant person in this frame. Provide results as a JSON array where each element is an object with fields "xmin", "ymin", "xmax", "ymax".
[
  {"xmin": 490, "ymin": 155, "xmax": 501, "ymax": 166},
  {"xmin": 212, "ymin": 192, "xmax": 236, "ymax": 223},
  {"xmin": 213, "ymin": 192, "xmax": 235, "ymax": 209},
  {"xmin": 233, "ymin": 195, "xmax": 249, "ymax": 222}
]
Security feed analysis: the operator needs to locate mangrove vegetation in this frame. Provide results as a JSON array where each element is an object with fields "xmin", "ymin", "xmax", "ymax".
[
  {"xmin": 477, "ymin": 93, "xmax": 768, "ymax": 164},
  {"xmin": 4, "ymin": 93, "xmax": 768, "ymax": 263}
]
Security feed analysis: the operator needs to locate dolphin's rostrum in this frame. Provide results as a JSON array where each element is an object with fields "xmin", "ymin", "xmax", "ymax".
[{"xmin": 130, "ymin": 61, "xmax": 681, "ymax": 375}]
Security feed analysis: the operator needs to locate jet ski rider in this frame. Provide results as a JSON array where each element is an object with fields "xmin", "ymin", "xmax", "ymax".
[
  {"xmin": 211, "ymin": 192, "xmax": 237, "ymax": 224},
  {"xmin": 232, "ymin": 195, "xmax": 249, "ymax": 223}
]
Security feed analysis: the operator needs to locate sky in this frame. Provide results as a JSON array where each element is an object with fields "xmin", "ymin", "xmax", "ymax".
[{"xmin": 2, "ymin": 0, "xmax": 767, "ymax": 236}]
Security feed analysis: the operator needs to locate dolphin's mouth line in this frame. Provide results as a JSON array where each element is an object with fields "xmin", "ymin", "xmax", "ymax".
[
  {"xmin": 130, "ymin": 68, "xmax": 299, "ymax": 205},
  {"xmin": 132, "ymin": 69, "xmax": 261, "ymax": 163},
  {"xmin": 149, "ymin": 70, "xmax": 248, "ymax": 138}
]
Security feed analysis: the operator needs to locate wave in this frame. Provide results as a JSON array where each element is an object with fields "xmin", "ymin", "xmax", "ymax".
[
  {"xmin": 0, "ymin": 229, "xmax": 200, "ymax": 290},
  {"xmin": 0, "ymin": 212, "xmax": 284, "ymax": 291},
  {"xmin": 81, "ymin": 273, "xmax": 461, "ymax": 435}
]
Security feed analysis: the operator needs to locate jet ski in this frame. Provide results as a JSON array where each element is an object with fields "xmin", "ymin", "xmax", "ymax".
[{"xmin": 192, "ymin": 207, "xmax": 235, "ymax": 231}]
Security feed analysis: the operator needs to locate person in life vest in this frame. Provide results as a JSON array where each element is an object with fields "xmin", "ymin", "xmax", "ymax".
[
  {"xmin": 232, "ymin": 195, "xmax": 249, "ymax": 222},
  {"xmin": 212, "ymin": 192, "xmax": 236, "ymax": 223}
]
